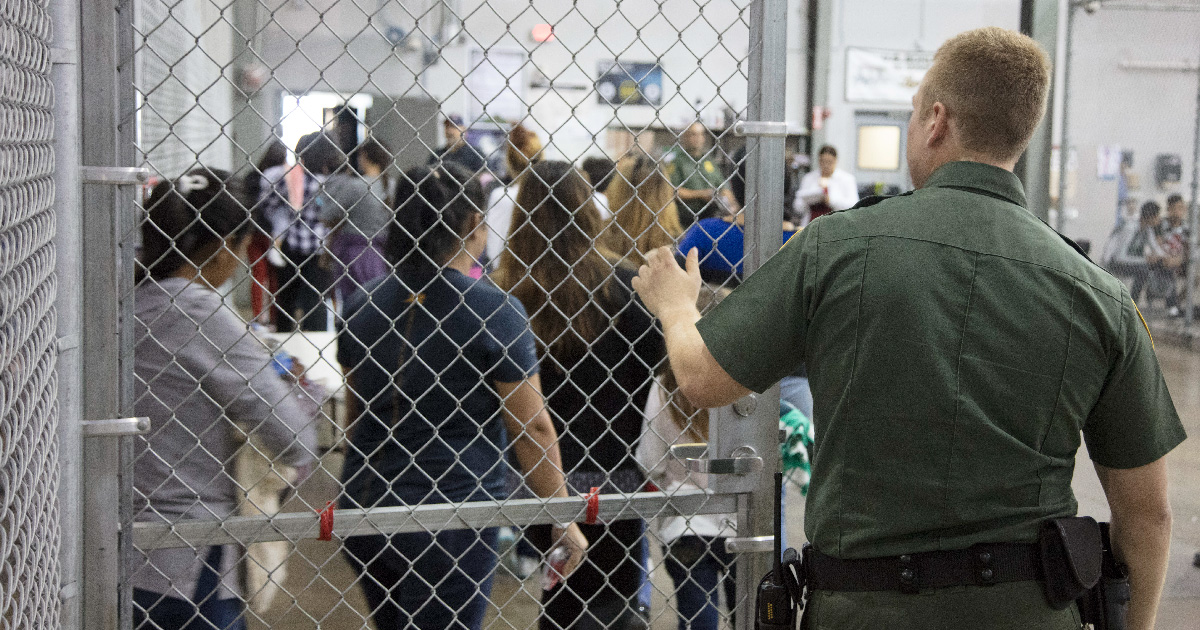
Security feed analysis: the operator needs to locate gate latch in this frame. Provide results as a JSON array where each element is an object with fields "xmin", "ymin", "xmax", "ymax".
[
  {"xmin": 82, "ymin": 417, "xmax": 151, "ymax": 437},
  {"xmin": 670, "ymin": 443, "xmax": 764, "ymax": 476}
]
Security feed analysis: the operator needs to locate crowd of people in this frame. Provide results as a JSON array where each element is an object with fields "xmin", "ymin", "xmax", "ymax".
[
  {"xmin": 1104, "ymin": 193, "xmax": 1190, "ymax": 317},
  {"xmin": 131, "ymin": 115, "xmax": 817, "ymax": 630}
]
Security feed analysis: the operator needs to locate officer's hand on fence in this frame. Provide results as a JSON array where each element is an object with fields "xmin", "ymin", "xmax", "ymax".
[
  {"xmin": 551, "ymin": 523, "xmax": 589, "ymax": 578},
  {"xmin": 632, "ymin": 246, "xmax": 702, "ymax": 322}
]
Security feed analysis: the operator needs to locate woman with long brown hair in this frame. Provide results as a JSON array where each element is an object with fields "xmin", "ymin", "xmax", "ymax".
[
  {"xmin": 602, "ymin": 153, "xmax": 684, "ymax": 265},
  {"xmin": 494, "ymin": 161, "xmax": 664, "ymax": 629}
]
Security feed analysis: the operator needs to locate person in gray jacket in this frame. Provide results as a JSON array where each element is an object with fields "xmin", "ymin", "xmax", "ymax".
[{"xmin": 131, "ymin": 169, "xmax": 319, "ymax": 630}]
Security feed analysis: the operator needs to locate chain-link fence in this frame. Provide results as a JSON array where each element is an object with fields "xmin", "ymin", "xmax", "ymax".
[
  {"xmin": 121, "ymin": 1, "xmax": 796, "ymax": 629},
  {"xmin": 0, "ymin": 0, "xmax": 61, "ymax": 628},
  {"xmin": 1058, "ymin": 3, "xmax": 1200, "ymax": 340}
]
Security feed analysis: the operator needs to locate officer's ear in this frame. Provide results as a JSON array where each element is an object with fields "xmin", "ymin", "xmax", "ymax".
[{"xmin": 925, "ymin": 101, "xmax": 951, "ymax": 148}]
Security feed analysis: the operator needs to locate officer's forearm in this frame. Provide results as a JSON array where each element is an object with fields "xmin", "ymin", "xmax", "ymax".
[
  {"xmin": 1095, "ymin": 460, "xmax": 1173, "ymax": 630},
  {"xmin": 1111, "ymin": 509, "xmax": 1171, "ymax": 630},
  {"xmin": 1109, "ymin": 510, "xmax": 1171, "ymax": 630},
  {"xmin": 658, "ymin": 305, "xmax": 749, "ymax": 408}
]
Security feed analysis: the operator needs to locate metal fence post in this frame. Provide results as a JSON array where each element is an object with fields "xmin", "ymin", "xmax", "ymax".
[
  {"xmin": 52, "ymin": 0, "xmax": 85, "ymax": 626},
  {"xmin": 732, "ymin": 1, "xmax": 790, "ymax": 629},
  {"xmin": 1186, "ymin": 41, "xmax": 1200, "ymax": 327},
  {"xmin": 79, "ymin": 0, "xmax": 139, "ymax": 628}
]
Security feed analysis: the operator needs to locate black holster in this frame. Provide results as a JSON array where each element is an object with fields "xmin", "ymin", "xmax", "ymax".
[
  {"xmin": 1038, "ymin": 517, "xmax": 1129, "ymax": 630},
  {"xmin": 1075, "ymin": 522, "xmax": 1131, "ymax": 630}
]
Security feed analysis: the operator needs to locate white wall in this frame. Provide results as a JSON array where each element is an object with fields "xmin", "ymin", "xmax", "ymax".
[
  {"xmin": 815, "ymin": 0, "xmax": 1021, "ymax": 185},
  {"xmin": 1061, "ymin": 7, "xmax": 1200, "ymax": 250},
  {"xmin": 254, "ymin": 0, "xmax": 819, "ymax": 162},
  {"xmin": 136, "ymin": 0, "xmax": 236, "ymax": 174}
]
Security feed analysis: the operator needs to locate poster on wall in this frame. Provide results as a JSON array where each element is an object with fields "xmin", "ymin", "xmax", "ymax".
[
  {"xmin": 596, "ymin": 61, "xmax": 663, "ymax": 106},
  {"xmin": 1096, "ymin": 144, "xmax": 1122, "ymax": 181},
  {"xmin": 465, "ymin": 48, "xmax": 527, "ymax": 122},
  {"xmin": 845, "ymin": 47, "xmax": 934, "ymax": 105}
]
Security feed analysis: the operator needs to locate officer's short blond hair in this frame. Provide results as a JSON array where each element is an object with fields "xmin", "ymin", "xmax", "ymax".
[{"xmin": 921, "ymin": 27, "xmax": 1051, "ymax": 162}]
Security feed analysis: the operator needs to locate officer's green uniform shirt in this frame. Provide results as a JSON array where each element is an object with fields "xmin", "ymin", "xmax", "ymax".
[
  {"xmin": 697, "ymin": 160, "xmax": 1186, "ymax": 561},
  {"xmin": 665, "ymin": 147, "xmax": 725, "ymax": 219}
]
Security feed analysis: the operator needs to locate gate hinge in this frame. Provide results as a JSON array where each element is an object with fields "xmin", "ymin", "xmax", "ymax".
[
  {"xmin": 732, "ymin": 121, "xmax": 807, "ymax": 137},
  {"xmin": 81, "ymin": 166, "xmax": 151, "ymax": 185},
  {"xmin": 82, "ymin": 417, "xmax": 151, "ymax": 437}
]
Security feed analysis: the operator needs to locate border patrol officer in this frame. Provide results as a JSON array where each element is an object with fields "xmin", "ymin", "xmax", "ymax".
[
  {"xmin": 665, "ymin": 121, "xmax": 730, "ymax": 227},
  {"xmin": 633, "ymin": 27, "xmax": 1184, "ymax": 630}
]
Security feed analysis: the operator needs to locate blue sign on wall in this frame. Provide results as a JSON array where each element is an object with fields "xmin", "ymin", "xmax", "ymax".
[{"xmin": 596, "ymin": 61, "xmax": 663, "ymax": 106}]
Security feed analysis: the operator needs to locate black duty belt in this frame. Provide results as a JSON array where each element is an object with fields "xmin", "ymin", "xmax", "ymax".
[{"xmin": 803, "ymin": 542, "xmax": 1042, "ymax": 594}]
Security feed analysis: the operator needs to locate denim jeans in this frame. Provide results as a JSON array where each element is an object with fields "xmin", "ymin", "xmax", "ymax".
[
  {"xmin": 663, "ymin": 536, "xmax": 736, "ymax": 630},
  {"xmin": 343, "ymin": 528, "xmax": 498, "ymax": 630},
  {"xmin": 133, "ymin": 546, "xmax": 246, "ymax": 630}
]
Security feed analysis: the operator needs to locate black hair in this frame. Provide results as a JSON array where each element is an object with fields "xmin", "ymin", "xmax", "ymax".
[
  {"xmin": 580, "ymin": 156, "xmax": 616, "ymax": 194},
  {"xmin": 256, "ymin": 138, "xmax": 289, "ymax": 173},
  {"xmin": 731, "ymin": 146, "xmax": 747, "ymax": 208},
  {"xmin": 138, "ymin": 168, "xmax": 250, "ymax": 282},
  {"xmin": 1167, "ymin": 193, "xmax": 1185, "ymax": 207},
  {"xmin": 818, "ymin": 145, "xmax": 838, "ymax": 159},
  {"xmin": 386, "ymin": 162, "xmax": 484, "ymax": 280},
  {"xmin": 1141, "ymin": 201, "xmax": 1162, "ymax": 221},
  {"xmin": 356, "ymin": 137, "xmax": 391, "ymax": 171},
  {"xmin": 297, "ymin": 131, "xmax": 345, "ymax": 175}
]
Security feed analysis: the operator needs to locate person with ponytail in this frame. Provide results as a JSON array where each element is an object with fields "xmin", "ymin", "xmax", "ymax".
[
  {"xmin": 132, "ymin": 169, "xmax": 319, "ymax": 630},
  {"xmin": 493, "ymin": 161, "xmax": 665, "ymax": 629},
  {"xmin": 337, "ymin": 163, "xmax": 587, "ymax": 630}
]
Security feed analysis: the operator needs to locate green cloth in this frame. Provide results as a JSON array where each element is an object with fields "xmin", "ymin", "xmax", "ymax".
[
  {"xmin": 779, "ymin": 402, "xmax": 813, "ymax": 493},
  {"xmin": 664, "ymin": 147, "xmax": 725, "ymax": 220},
  {"xmin": 697, "ymin": 160, "xmax": 1186, "ymax": 561}
]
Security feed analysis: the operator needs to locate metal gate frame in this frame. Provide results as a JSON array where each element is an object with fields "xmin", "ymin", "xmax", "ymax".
[{"xmin": 74, "ymin": 2, "xmax": 795, "ymax": 629}]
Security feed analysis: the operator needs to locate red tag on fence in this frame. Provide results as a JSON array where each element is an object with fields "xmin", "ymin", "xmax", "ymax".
[
  {"xmin": 585, "ymin": 487, "xmax": 601, "ymax": 525},
  {"xmin": 317, "ymin": 501, "xmax": 335, "ymax": 541}
]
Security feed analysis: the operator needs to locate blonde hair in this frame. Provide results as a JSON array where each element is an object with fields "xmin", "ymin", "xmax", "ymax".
[
  {"xmin": 921, "ymin": 27, "xmax": 1051, "ymax": 162},
  {"xmin": 602, "ymin": 154, "xmax": 683, "ymax": 264}
]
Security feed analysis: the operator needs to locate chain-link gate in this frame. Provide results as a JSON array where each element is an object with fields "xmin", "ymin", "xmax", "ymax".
[
  {"xmin": 0, "ymin": 0, "xmax": 61, "ymax": 628},
  {"xmin": 114, "ymin": 1, "xmax": 793, "ymax": 629}
]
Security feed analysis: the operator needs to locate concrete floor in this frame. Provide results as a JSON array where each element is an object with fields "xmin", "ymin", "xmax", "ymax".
[{"xmin": 246, "ymin": 343, "xmax": 1200, "ymax": 629}]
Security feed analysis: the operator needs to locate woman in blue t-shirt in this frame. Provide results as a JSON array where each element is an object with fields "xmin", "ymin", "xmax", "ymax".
[{"xmin": 337, "ymin": 164, "xmax": 587, "ymax": 630}]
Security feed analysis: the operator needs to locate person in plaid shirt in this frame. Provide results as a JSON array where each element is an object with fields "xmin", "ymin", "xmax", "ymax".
[{"xmin": 258, "ymin": 132, "xmax": 340, "ymax": 331}]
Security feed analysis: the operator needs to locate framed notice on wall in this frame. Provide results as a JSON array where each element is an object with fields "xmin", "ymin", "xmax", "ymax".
[
  {"xmin": 845, "ymin": 47, "xmax": 933, "ymax": 105},
  {"xmin": 596, "ymin": 61, "xmax": 663, "ymax": 106},
  {"xmin": 465, "ymin": 48, "xmax": 528, "ymax": 122}
]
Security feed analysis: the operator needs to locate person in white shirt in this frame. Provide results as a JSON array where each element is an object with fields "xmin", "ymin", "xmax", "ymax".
[
  {"xmin": 484, "ymin": 123, "xmax": 542, "ymax": 265},
  {"xmin": 793, "ymin": 145, "xmax": 859, "ymax": 225}
]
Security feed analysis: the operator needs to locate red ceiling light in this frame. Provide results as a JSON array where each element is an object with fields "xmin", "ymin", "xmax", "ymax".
[{"xmin": 531, "ymin": 24, "xmax": 555, "ymax": 43}]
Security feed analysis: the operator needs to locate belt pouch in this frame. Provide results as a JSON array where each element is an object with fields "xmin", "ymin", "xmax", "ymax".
[
  {"xmin": 1076, "ymin": 522, "xmax": 1130, "ymax": 630},
  {"xmin": 1038, "ymin": 516, "xmax": 1102, "ymax": 609}
]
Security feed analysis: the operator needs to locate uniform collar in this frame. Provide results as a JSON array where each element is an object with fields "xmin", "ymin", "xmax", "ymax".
[{"xmin": 922, "ymin": 160, "xmax": 1027, "ymax": 208}]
